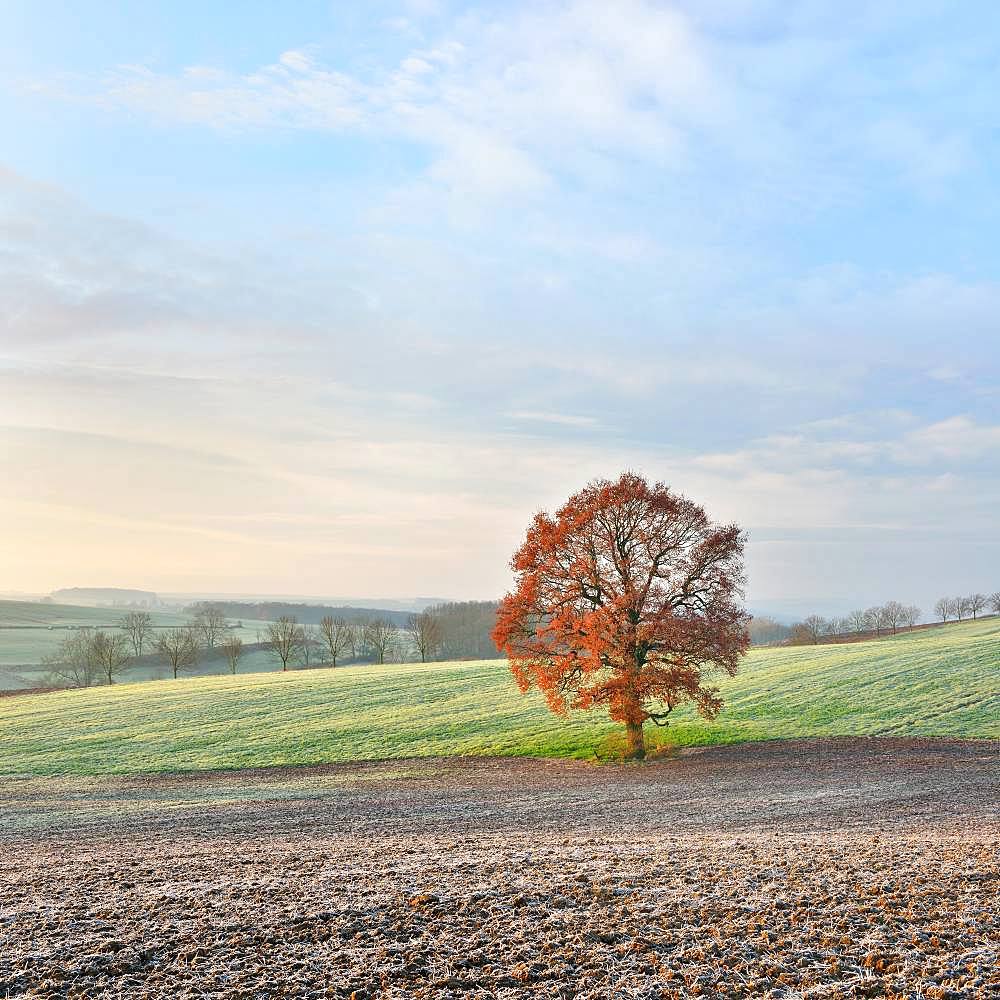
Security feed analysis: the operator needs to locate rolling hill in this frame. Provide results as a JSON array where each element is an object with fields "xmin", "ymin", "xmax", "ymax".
[
  {"xmin": 1, "ymin": 618, "xmax": 996, "ymax": 776},
  {"xmin": 0, "ymin": 599, "xmax": 279, "ymax": 685},
  {"xmin": 0, "ymin": 600, "xmax": 187, "ymax": 673}
]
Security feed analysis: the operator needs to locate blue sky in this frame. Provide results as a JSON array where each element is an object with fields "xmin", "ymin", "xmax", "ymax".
[{"xmin": 1, "ymin": 0, "xmax": 998, "ymax": 613}]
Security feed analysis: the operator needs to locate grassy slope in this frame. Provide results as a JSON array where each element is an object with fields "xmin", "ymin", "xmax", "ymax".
[
  {"xmin": 1, "ymin": 619, "xmax": 997, "ymax": 776},
  {"xmin": 0, "ymin": 600, "xmax": 173, "ymax": 627},
  {"xmin": 0, "ymin": 600, "xmax": 187, "ymax": 668}
]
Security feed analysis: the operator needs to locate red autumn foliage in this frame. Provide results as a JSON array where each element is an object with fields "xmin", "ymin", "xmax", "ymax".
[{"xmin": 493, "ymin": 472, "xmax": 751, "ymax": 759}]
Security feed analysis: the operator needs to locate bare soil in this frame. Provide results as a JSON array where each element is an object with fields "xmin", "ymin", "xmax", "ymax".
[{"xmin": 1, "ymin": 738, "xmax": 997, "ymax": 999}]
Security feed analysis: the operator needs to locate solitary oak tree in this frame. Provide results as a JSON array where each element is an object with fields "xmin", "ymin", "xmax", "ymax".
[{"xmin": 493, "ymin": 473, "xmax": 750, "ymax": 759}]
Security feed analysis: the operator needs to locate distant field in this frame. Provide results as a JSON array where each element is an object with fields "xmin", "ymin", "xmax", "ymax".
[
  {"xmin": 1, "ymin": 618, "xmax": 997, "ymax": 776},
  {"xmin": 0, "ymin": 599, "xmax": 275, "ymax": 683}
]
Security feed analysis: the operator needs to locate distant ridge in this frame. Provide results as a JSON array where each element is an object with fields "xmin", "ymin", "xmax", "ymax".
[
  {"xmin": 51, "ymin": 587, "xmax": 159, "ymax": 607},
  {"xmin": 189, "ymin": 601, "xmax": 415, "ymax": 627}
]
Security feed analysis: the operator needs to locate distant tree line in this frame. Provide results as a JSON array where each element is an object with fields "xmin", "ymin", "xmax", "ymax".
[
  {"xmin": 42, "ymin": 600, "xmax": 501, "ymax": 689},
  {"xmin": 787, "ymin": 601, "xmax": 922, "ymax": 645},
  {"xmin": 748, "ymin": 617, "xmax": 794, "ymax": 645},
  {"xmin": 767, "ymin": 589, "xmax": 1000, "ymax": 647},
  {"xmin": 933, "ymin": 593, "xmax": 999, "ymax": 622},
  {"xmin": 425, "ymin": 601, "xmax": 500, "ymax": 659},
  {"xmin": 192, "ymin": 601, "xmax": 414, "ymax": 627},
  {"xmin": 260, "ymin": 600, "xmax": 500, "ymax": 672},
  {"xmin": 42, "ymin": 603, "xmax": 244, "ymax": 687},
  {"xmin": 40, "ymin": 582, "xmax": 996, "ymax": 688},
  {"xmin": 42, "ymin": 628, "xmax": 132, "ymax": 688}
]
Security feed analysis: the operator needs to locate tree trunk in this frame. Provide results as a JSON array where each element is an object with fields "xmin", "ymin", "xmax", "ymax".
[{"xmin": 625, "ymin": 719, "xmax": 645, "ymax": 760}]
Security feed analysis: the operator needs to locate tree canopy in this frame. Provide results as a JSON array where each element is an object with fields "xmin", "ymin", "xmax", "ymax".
[{"xmin": 493, "ymin": 472, "xmax": 750, "ymax": 758}]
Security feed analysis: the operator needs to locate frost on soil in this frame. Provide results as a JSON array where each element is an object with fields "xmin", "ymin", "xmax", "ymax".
[{"xmin": 0, "ymin": 738, "xmax": 996, "ymax": 999}]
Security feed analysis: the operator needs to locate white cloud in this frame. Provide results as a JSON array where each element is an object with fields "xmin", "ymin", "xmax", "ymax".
[
  {"xmin": 96, "ymin": 50, "xmax": 364, "ymax": 130},
  {"xmin": 41, "ymin": 1, "xmax": 721, "ymax": 201},
  {"xmin": 927, "ymin": 365, "xmax": 964, "ymax": 382},
  {"xmin": 896, "ymin": 415, "xmax": 1000, "ymax": 465}
]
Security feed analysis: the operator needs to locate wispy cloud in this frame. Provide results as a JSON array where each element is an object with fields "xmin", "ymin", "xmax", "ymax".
[
  {"xmin": 506, "ymin": 411, "xmax": 599, "ymax": 428},
  {"xmin": 35, "ymin": 2, "xmax": 717, "ymax": 200}
]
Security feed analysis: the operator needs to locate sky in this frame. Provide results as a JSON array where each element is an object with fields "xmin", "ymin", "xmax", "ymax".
[{"xmin": 1, "ymin": 0, "xmax": 999, "ymax": 615}]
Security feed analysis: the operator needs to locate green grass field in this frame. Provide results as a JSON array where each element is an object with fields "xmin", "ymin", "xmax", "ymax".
[{"xmin": 1, "ymin": 618, "xmax": 997, "ymax": 776}]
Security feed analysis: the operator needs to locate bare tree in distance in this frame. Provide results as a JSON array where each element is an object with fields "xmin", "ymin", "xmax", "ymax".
[
  {"xmin": 408, "ymin": 611, "xmax": 444, "ymax": 662},
  {"xmin": 903, "ymin": 605, "xmax": 921, "ymax": 629},
  {"xmin": 192, "ymin": 603, "xmax": 228, "ymax": 648},
  {"xmin": 266, "ymin": 616, "xmax": 303, "ymax": 672},
  {"xmin": 91, "ymin": 630, "xmax": 131, "ymax": 685},
  {"xmin": 364, "ymin": 618, "xmax": 396, "ymax": 665},
  {"xmin": 42, "ymin": 629, "xmax": 102, "ymax": 688},
  {"xmin": 319, "ymin": 616, "xmax": 353, "ymax": 668},
  {"xmin": 221, "ymin": 635, "xmax": 243, "ymax": 675},
  {"xmin": 157, "ymin": 626, "xmax": 201, "ymax": 679},
  {"xmin": 881, "ymin": 601, "xmax": 906, "ymax": 636},
  {"xmin": 934, "ymin": 598, "xmax": 952, "ymax": 623},
  {"xmin": 847, "ymin": 609, "xmax": 868, "ymax": 635},
  {"xmin": 821, "ymin": 618, "xmax": 840, "ymax": 638},
  {"xmin": 119, "ymin": 611, "xmax": 154, "ymax": 657},
  {"xmin": 346, "ymin": 623, "xmax": 363, "ymax": 661},
  {"xmin": 296, "ymin": 625, "xmax": 321, "ymax": 669},
  {"xmin": 864, "ymin": 606, "xmax": 885, "ymax": 637},
  {"xmin": 990, "ymin": 592, "xmax": 1000, "ymax": 615},
  {"xmin": 789, "ymin": 615, "xmax": 827, "ymax": 646},
  {"xmin": 968, "ymin": 593, "xmax": 987, "ymax": 620},
  {"xmin": 954, "ymin": 596, "xmax": 970, "ymax": 621}
]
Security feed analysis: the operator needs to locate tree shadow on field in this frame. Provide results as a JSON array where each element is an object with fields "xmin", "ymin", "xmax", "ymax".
[{"xmin": 592, "ymin": 732, "xmax": 681, "ymax": 764}]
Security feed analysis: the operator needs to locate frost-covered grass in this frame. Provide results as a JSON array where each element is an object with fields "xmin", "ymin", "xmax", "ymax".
[{"xmin": 1, "ymin": 619, "xmax": 997, "ymax": 775}]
